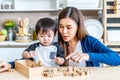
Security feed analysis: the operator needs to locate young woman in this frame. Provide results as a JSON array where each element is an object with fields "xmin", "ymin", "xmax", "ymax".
[{"xmin": 58, "ymin": 7, "xmax": 120, "ymax": 67}]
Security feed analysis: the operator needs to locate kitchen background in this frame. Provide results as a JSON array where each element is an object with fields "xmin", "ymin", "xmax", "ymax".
[{"xmin": 1, "ymin": 0, "xmax": 119, "ymax": 62}]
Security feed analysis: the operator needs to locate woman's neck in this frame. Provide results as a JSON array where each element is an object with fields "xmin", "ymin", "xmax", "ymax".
[{"xmin": 68, "ymin": 37, "xmax": 79, "ymax": 53}]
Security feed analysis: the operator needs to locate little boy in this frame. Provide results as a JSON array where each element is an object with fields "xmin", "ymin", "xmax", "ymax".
[{"xmin": 22, "ymin": 18, "xmax": 64, "ymax": 67}]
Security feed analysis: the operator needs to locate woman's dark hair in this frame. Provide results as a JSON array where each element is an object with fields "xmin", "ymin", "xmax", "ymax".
[
  {"xmin": 58, "ymin": 7, "xmax": 88, "ymax": 66},
  {"xmin": 35, "ymin": 17, "xmax": 57, "ymax": 36},
  {"xmin": 58, "ymin": 7, "xmax": 88, "ymax": 44}
]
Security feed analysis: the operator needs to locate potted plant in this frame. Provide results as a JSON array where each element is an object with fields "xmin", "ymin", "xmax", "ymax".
[{"xmin": 3, "ymin": 19, "xmax": 15, "ymax": 41}]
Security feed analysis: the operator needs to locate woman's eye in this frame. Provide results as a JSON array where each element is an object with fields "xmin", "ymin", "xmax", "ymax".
[
  {"xmin": 59, "ymin": 25, "xmax": 64, "ymax": 28},
  {"xmin": 67, "ymin": 27, "xmax": 72, "ymax": 29}
]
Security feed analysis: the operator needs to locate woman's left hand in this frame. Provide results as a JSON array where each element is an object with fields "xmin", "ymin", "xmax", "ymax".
[
  {"xmin": 0, "ymin": 61, "xmax": 11, "ymax": 73},
  {"xmin": 66, "ymin": 52, "xmax": 89, "ymax": 63}
]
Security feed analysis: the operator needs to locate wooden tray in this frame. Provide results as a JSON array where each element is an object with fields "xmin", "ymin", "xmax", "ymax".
[{"xmin": 15, "ymin": 59, "xmax": 43, "ymax": 78}]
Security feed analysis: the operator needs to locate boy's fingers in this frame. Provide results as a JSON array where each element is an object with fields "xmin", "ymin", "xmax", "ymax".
[
  {"xmin": 54, "ymin": 56, "xmax": 58, "ymax": 61},
  {"xmin": 29, "ymin": 51, "xmax": 35, "ymax": 58}
]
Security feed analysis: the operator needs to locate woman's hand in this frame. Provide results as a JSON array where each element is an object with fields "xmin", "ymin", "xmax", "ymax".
[
  {"xmin": 22, "ymin": 51, "xmax": 35, "ymax": 58},
  {"xmin": 66, "ymin": 52, "xmax": 89, "ymax": 63},
  {"xmin": 0, "ymin": 61, "xmax": 11, "ymax": 73},
  {"xmin": 54, "ymin": 57, "xmax": 64, "ymax": 65}
]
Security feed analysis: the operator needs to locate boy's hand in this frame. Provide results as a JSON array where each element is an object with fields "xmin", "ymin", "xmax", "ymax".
[
  {"xmin": 54, "ymin": 57, "xmax": 64, "ymax": 65},
  {"xmin": 0, "ymin": 61, "xmax": 11, "ymax": 73},
  {"xmin": 22, "ymin": 51, "xmax": 35, "ymax": 58}
]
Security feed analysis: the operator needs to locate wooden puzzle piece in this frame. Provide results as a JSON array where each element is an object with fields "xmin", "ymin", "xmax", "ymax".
[
  {"xmin": 26, "ymin": 59, "xmax": 42, "ymax": 68},
  {"xmin": 43, "ymin": 67, "xmax": 92, "ymax": 77},
  {"xmin": 8, "ymin": 69, "xmax": 14, "ymax": 72}
]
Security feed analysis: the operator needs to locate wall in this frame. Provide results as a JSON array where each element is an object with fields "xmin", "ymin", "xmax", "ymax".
[
  {"xmin": 0, "ymin": 11, "xmax": 59, "ymax": 30},
  {"xmin": 0, "ymin": 11, "xmax": 99, "ymax": 30}
]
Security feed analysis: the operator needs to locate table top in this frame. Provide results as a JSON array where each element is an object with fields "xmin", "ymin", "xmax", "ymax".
[{"xmin": 0, "ymin": 67, "xmax": 120, "ymax": 80}]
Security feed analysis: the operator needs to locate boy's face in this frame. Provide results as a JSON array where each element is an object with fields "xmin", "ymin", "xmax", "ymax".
[{"xmin": 37, "ymin": 29, "xmax": 55, "ymax": 46}]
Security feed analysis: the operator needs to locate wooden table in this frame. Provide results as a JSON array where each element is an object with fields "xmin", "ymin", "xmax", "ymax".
[{"xmin": 0, "ymin": 67, "xmax": 120, "ymax": 80}]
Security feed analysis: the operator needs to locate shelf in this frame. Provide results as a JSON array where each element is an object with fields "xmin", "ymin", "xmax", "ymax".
[
  {"xmin": 103, "ymin": 0, "xmax": 120, "ymax": 46},
  {"xmin": 78, "ymin": 7, "xmax": 103, "ymax": 11},
  {"xmin": 0, "ymin": 8, "xmax": 103, "ymax": 12},
  {"xmin": 107, "ymin": 23, "xmax": 120, "ymax": 27},
  {"xmin": 0, "ymin": 9, "xmax": 60, "ymax": 12},
  {"xmin": 110, "ymin": 48, "xmax": 120, "ymax": 52},
  {"xmin": 107, "ymin": 14, "xmax": 120, "ymax": 18},
  {"xmin": 106, "ymin": 0, "xmax": 114, "ymax": 1},
  {"xmin": 0, "ymin": 41, "xmax": 38, "ymax": 47},
  {"xmin": 106, "ymin": 42, "xmax": 120, "ymax": 46},
  {"xmin": 0, "ymin": 0, "xmax": 59, "ymax": 11},
  {"xmin": 107, "ymin": 5, "xmax": 114, "ymax": 9}
]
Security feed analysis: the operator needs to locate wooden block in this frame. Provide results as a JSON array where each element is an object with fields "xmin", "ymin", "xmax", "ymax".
[
  {"xmin": 15, "ymin": 59, "xmax": 43, "ymax": 78},
  {"xmin": 8, "ymin": 69, "xmax": 14, "ymax": 72}
]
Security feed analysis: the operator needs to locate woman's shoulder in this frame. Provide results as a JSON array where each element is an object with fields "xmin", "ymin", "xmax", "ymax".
[
  {"xmin": 81, "ymin": 35, "xmax": 101, "ymax": 45},
  {"xmin": 83, "ymin": 35, "xmax": 97, "ymax": 41}
]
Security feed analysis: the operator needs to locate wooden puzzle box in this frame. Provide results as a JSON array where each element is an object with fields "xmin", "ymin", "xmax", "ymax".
[{"xmin": 15, "ymin": 59, "xmax": 92, "ymax": 79}]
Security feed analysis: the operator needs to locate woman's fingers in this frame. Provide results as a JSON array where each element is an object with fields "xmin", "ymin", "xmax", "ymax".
[
  {"xmin": 66, "ymin": 52, "xmax": 76, "ymax": 60},
  {"xmin": 0, "ymin": 61, "xmax": 11, "ymax": 72},
  {"xmin": 66, "ymin": 53, "xmax": 89, "ymax": 63}
]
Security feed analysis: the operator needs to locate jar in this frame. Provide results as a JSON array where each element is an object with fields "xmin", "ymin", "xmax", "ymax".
[
  {"xmin": 1, "ymin": 0, "xmax": 13, "ymax": 9},
  {"xmin": 7, "ymin": 28, "xmax": 15, "ymax": 41}
]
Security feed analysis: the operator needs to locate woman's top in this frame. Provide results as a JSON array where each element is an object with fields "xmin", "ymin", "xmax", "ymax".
[
  {"xmin": 69, "ymin": 41, "xmax": 86, "ymax": 67},
  {"xmin": 81, "ymin": 36, "xmax": 120, "ymax": 66}
]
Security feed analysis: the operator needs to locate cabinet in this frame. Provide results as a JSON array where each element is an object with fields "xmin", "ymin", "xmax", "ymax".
[
  {"xmin": 103, "ymin": 0, "xmax": 120, "ymax": 52},
  {"xmin": 0, "ymin": 0, "xmax": 61, "ymax": 11},
  {"xmin": 0, "ymin": 41, "xmax": 38, "ymax": 62},
  {"xmin": 0, "ymin": 0, "xmax": 102, "ymax": 11}
]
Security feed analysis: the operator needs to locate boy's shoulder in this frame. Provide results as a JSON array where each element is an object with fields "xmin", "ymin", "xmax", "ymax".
[
  {"xmin": 52, "ymin": 42, "xmax": 59, "ymax": 46},
  {"xmin": 29, "ymin": 42, "xmax": 40, "ymax": 47}
]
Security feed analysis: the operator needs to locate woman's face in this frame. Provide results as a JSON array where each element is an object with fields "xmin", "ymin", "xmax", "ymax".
[{"xmin": 59, "ymin": 18, "xmax": 78, "ymax": 42}]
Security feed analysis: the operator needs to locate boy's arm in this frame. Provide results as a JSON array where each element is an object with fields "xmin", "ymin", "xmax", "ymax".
[
  {"xmin": 22, "ymin": 43, "xmax": 39, "ymax": 58},
  {"xmin": 24, "ymin": 43, "xmax": 39, "ymax": 52}
]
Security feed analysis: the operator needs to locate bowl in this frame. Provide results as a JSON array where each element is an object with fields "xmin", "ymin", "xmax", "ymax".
[{"xmin": 0, "ymin": 35, "xmax": 7, "ymax": 42}]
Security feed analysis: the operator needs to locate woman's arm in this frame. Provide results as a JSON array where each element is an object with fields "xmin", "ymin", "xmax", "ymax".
[
  {"xmin": 0, "ymin": 61, "xmax": 12, "ymax": 72},
  {"xmin": 86, "ymin": 36, "xmax": 120, "ymax": 66}
]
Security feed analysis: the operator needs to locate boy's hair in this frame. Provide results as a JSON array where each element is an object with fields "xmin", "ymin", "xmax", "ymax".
[{"xmin": 35, "ymin": 17, "xmax": 57, "ymax": 35}]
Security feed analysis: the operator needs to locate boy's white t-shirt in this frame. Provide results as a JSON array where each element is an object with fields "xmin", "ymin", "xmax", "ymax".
[
  {"xmin": 69, "ymin": 41, "xmax": 86, "ymax": 67},
  {"xmin": 34, "ymin": 44, "xmax": 59, "ymax": 67}
]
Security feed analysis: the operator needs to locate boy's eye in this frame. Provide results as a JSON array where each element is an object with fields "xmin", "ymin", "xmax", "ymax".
[
  {"xmin": 48, "ymin": 35, "xmax": 52, "ymax": 37},
  {"xmin": 40, "ymin": 35, "xmax": 44, "ymax": 37}
]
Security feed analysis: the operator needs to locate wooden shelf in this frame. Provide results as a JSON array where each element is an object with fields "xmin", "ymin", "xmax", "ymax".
[
  {"xmin": 110, "ymin": 48, "xmax": 120, "ymax": 52},
  {"xmin": 0, "ymin": 41, "xmax": 38, "ymax": 47},
  {"xmin": 106, "ymin": 42, "xmax": 120, "ymax": 46},
  {"xmin": 107, "ymin": 14, "xmax": 120, "ymax": 18},
  {"xmin": 106, "ymin": 0, "xmax": 114, "ymax": 1},
  {"xmin": 107, "ymin": 23, "xmax": 120, "ymax": 27},
  {"xmin": 103, "ymin": 0, "xmax": 120, "ymax": 49},
  {"xmin": 107, "ymin": 5, "xmax": 114, "ymax": 9}
]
